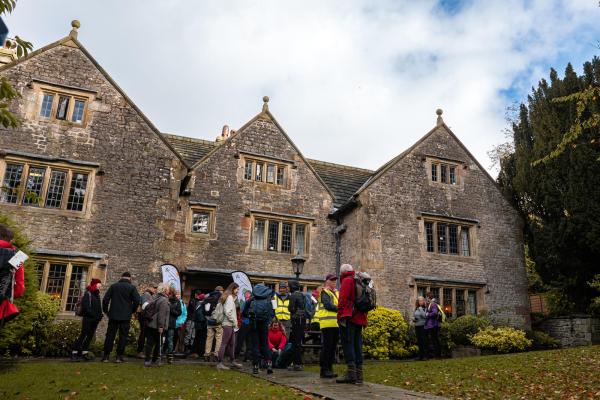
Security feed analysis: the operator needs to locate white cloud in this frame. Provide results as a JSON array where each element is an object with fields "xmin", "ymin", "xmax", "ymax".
[{"xmin": 4, "ymin": 0, "xmax": 600, "ymax": 174}]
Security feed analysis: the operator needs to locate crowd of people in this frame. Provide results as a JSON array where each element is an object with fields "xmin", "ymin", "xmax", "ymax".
[{"xmin": 68, "ymin": 263, "xmax": 376, "ymax": 385}]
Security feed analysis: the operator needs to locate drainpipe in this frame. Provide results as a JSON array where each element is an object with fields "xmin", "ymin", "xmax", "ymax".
[{"xmin": 333, "ymin": 220, "xmax": 347, "ymax": 290}]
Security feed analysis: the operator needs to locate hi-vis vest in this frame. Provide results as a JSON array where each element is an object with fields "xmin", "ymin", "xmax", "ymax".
[
  {"xmin": 317, "ymin": 288, "xmax": 338, "ymax": 329},
  {"xmin": 273, "ymin": 294, "xmax": 290, "ymax": 321}
]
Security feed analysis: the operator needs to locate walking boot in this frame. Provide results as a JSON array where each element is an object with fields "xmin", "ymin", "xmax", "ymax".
[
  {"xmin": 336, "ymin": 365, "xmax": 356, "ymax": 384},
  {"xmin": 167, "ymin": 354, "xmax": 174, "ymax": 364},
  {"xmin": 266, "ymin": 360, "xmax": 273, "ymax": 375},
  {"xmin": 324, "ymin": 369, "xmax": 338, "ymax": 379},
  {"xmin": 355, "ymin": 365, "xmax": 364, "ymax": 386},
  {"xmin": 252, "ymin": 363, "xmax": 259, "ymax": 374}
]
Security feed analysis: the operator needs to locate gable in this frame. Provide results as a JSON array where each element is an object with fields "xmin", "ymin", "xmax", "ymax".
[{"xmin": 0, "ymin": 35, "xmax": 187, "ymax": 167}]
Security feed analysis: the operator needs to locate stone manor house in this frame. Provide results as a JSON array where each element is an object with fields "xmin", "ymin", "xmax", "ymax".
[{"xmin": 0, "ymin": 23, "xmax": 529, "ymax": 326}]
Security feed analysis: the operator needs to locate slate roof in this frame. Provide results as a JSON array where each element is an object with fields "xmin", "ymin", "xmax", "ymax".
[{"xmin": 162, "ymin": 133, "xmax": 374, "ymax": 207}]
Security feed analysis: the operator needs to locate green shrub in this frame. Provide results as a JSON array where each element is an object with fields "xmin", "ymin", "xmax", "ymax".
[
  {"xmin": 470, "ymin": 326, "xmax": 532, "ymax": 353},
  {"xmin": 363, "ymin": 307, "xmax": 413, "ymax": 360},
  {"xmin": 0, "ymin": 213, "xmax": 59, "ymax": 356},
  {"xmin": 439, "ymin": 322, "xmax": 454, "ymax": 357},
  {"xmin": 42, "ymin": 320, "xmax": 82, "ymax": 357},
  {"xmin": 447, "ymin": 315, "xmax": 491, "ymax": 346},
  {"xmin": 525, "ymin": 330, "xmax": 560, "ymax": 350}
]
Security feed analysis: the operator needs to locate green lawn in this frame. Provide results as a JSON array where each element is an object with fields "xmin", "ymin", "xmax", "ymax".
[
  {"xmin": 0, "ymin": 361, "xmax": 306, "ymax": 400},
  {"xmin": 314, "ymin": 345, "xmax": 600, "ymax": 399}
]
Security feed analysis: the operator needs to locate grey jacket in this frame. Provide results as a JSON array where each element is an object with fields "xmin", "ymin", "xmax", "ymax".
[
  {"xmin": 413, "ymin": 306, "xmax": 427, "ymax": 327},
  {"xmin": 148, "ymin": 292, "xmax": 170, "ymax": 330}
]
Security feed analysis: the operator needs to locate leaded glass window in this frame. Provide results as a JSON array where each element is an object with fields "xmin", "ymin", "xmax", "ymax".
[
  {"xmin": 267, "ymin": 220, "xmax": 279, "ymax": 251},
  {"xmin": 430, "ymin": 287, "xmax": 440, "ymax": 302},
  {"xmin": 449, "ymin": 166, "xmax": 456, "ymax": 184},
  {"xmin": 266, "ymin": 164, "xmax": 275, "ymax": 183},
  {"xmin": 255, "ymin": 163, "xmax": 263, "ymax": 182},
  {"xmin": 467, "ymin": 290, "xmax": 477, "ymax": 315},
  {"xmin": 192, "ymin": 211, "xmax": 210, "ymax": 233},
  {"xmin": 456, "ymin": 290, "xmax": 465, "ymax": 317},
  {"xmin": 45, "ymin": 170, "xmax": 67, "ymax": 208},
  {"xmin": 431, "ymin": 163, "xmax": 437, "ymax": 182},
  {"xmin": 34, "ymin": 262, "xmax": 45, "ymax": 290},
  {"xmin": 440, "ymin": 164, "xmax": 448, "ymax": 183},
  {"xmin": 461, "ymin": 227, "xmax": 470, "ymax": 256},
  {"xmin": 448, "ymin": 225, "xmax": 458, "ymax": 254},
  {"xmin": 437, "ymin": 223, "xmax": 447, "ymax": 253},
  {"xmin": 443, "ymin": 288, "xmax": 453, "ymax": 318},
  {"xmin": 244, "ymin": 160, "xmax": 253, "ymax": 180},
  {"xmin": 66, "ymin": 265, "xmax": 87, "ymax": 311},
  {"xmin": 276, "ymin": 166, "xmax": 285, "ymax": 186},
  {"xmin": 252, "ymin": 220, "xmax": 265, "ymax": 250},
  {"xmin": 295, "ymin": 224, "xmax": 306, "ymax": 255},
  {"xmin": 72, "ymin": 100, "xmax": 85, "ymax": 123},
  {"xmin": 40, "ymin": 93, "xmax": 54, "ymax": 118},
  {"xmin": 56, "ymin": 96, "xmax": 70, "ymax": 120},
  {"xmin": 23, "ymin": 167, "xmax": 46, "ymax": 206},
  {"xmin": 1, "ymin": 163, "xmax": 23, "ymax": 203},
  {"xmin": 425, "ymin": 221, "xmax": 434, "ymax": 252},
  {"xmin": 281, "ymin": 222, "xmax": 292, "ymax": 253},
  {"xmin": 66, "ymin": 172, "xmax": 88, "ymax": 211},
  {"xmin": 46, "ymin": 263, "xmax": 67, "ymax": 301}
]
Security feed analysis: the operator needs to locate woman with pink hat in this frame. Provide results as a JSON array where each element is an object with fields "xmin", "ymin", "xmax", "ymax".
[{"xmin": 71, "ymin": 278, "xmax": 103, "ymax": 361}]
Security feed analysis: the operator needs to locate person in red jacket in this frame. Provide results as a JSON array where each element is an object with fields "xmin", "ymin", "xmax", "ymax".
[
  {"xmin": 0, "ymin": 224, "xmax": 25, "ymax": 326},
  {"xmin": 268, "ymin": 319, "xmax": 287, "ymax": 367},
  {"xmin": 336, "ymin": 264, "xmax": 368, "ymax": 385}
]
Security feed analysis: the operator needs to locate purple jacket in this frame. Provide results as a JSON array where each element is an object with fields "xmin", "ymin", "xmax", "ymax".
[{"xmin": 424, "ymin": 300, "xmax": 440, "ymax": 329}]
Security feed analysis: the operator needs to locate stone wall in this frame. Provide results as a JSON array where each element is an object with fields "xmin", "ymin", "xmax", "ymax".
[{"xmin": 538, "ymin": 316, "xmax": 600, "ymax": 347}]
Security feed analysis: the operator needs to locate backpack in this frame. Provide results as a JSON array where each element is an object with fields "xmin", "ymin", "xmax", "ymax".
[
  {"xmin": 141, "ymin": 298, "xmax": 159, "ymax": 323},
  {"xmin": 429, "ymin": 302, "xmax": 446, "ymax": 323},
  {"xmin": 354, "ymin": 275, "xmax": 377, "ymax": 313},
  {"xmin": 303, "ymin": 293, "xmax": 316, "ymax": 320},
  {"xmin": 248, "ymin": 297, "xmax": 272, "ymax": 321},
  {"xmin": 193, "ymin": 301, "xmax": 206, "ymax": 324},
  {"xmin": 210, "ymin": 301, "xmax": 225, "ymax": 325},
  {"xmin": 74, "ymin": 291, "xmax": 91, "ymax": 317},
  {"xmin": 202, "ymin": 295, "xmax": 219, "ymax": 317},
  {"xmin": 0, "ymin": 249, "xmax": 17, "ymax": 303}
]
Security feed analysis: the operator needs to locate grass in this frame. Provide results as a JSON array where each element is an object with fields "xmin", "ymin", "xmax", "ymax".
[
  {"xmin": 311, "ymin": 345, "xmax": 600, "ymax": 399},
  {"xmin": 0, "ymin": 361, "xmax": 307, "ymax": 400}
]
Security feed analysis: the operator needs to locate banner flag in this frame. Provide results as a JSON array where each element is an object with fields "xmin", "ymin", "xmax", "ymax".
[
  {"xmin": 160, "ymin": 264, "xmax": 181, "ymax": 293},
  {"xmin": 231, "ymin": 270, "xmax": 253, "ymax": 303}
]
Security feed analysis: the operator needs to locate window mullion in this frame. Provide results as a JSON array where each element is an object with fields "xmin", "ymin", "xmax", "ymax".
[
  {"xmin": 62, "ymin": 262, "xmax": 73, "ymax": 311},
  {"xmin": 263, "ymin": 220, "xmax": 268, "ymax": 251},
  {"xmin": 62, "ymin": 170, "xmax": 73, "ymax": 210},
  {"xmin": 17, "ymin": 163, "xmax": 30, "ymax": 205},
  {"xmin": 39, "ymin": 166, "xmax": 51, "ymax": 207},
  {"xmin": 41, "ymin": 260, "xmax": 49, "ymax": 293},
  {"xmin": 277, "ymin": 221, "xmax": 282, "ymax": 252}
]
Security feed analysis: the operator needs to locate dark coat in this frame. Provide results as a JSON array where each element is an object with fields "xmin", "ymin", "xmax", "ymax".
[
  {"xmin": 168, "ymin": 296, "xmax": 182, "ymax": 329},
  {"xmin": 82, "ymin": 289, "xmax": 102, "ymax": 321},
  {"xmin": 287, "ymin": 280, "xmax": 305, "ymax": 319},
  {"xmin": 102, "ymin": 278, "xmax": 141, "ymax": 321},
  {"xmin": 148, "ymin": 292, "xmax": 170, "ymax": 330}
]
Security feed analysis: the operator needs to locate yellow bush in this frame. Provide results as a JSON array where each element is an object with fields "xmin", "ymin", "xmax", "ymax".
[
  {"xmin": 362, "ymin": 306, "xmax": 412, "ymax": 360},
  {"xmin": 470, "ymin": 326, "xmax": 532, "ymax": 353}
]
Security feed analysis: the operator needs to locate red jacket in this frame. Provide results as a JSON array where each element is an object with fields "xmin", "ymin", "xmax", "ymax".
[
  {"xmin": 337, "ymin": 270, "xmax": 368, "ymax": 326},
  {"xmin": 268, "ymin": 326, "xmax": 287, "ymax": 350},
  {"xmin": 0, "ymin": 240, "xmax": 25, "ymax": 323}
]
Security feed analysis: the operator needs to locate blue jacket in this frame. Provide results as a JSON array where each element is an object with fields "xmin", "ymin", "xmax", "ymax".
[{"xmin": 176, "ymin": 299, "xmax": 187, "ymax": 328}]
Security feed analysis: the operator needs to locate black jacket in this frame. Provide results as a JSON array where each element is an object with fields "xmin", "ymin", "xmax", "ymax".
[
  {"xmin": 82, "ymin": 289, "xmax": 103, "ymax": 321},
  {"xmin": 168, "ymin": 296, "xmax": 182, "ymax": 329},
  {"xmin": 102, "ymin": 278, "xmax": 141, "ymax": 321},
  {"xmin": 287, "ymin": 280, "xmax": 305, "ymax": 319},
  {"xmin": 321, "ymin": 290, "xmax": 338, "ymax": 312}
]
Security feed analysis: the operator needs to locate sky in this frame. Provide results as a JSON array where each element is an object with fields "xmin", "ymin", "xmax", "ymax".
[{"xmin": 4, "ymin": 0, "xmax": 600, "ymax": 175}]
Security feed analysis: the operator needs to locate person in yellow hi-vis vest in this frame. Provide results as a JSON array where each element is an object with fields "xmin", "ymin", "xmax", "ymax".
[
  {"xmin": 316, "ymin": 273, "xmax": 339, "ymax": 379},
  {"xmin": 273, "ymin": 281, "xmax": 291, "ymax": 331}
]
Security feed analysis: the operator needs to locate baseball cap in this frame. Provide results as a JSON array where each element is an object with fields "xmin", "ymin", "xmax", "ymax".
[{"xmin": 325, "ymin": 273, "xmax": 337, "ymax": 281}]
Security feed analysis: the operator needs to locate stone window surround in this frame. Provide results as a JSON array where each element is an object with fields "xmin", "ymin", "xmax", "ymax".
[
  {"xmin": 31, "ymin": 81, "xmax": 95, "ymax": 127},
  {"xmin": 418, "ymin": 213, "xmax": 477, "ymax": 260},
  {"xmin": 0, "ymin": 152, "xmax": 96, "ymax": 217},
  {"xmin": 413, "ymin": 281, "xmax": 485, "ymax": 319},
  {"xmin": 239, "ymin": 152, "xmax": 293, "ymax": 188},
  {"xmin": 425, "ymin": 155, "xmax": 466, "ymax": 187},
  {"xmin": 187, "ymin": 202, "xmax": 217, "ymax": 239},
  {"xmin": 248, "ymin": 212, "xmax": 311, "ymax": 256},
  {"xmin": 33, "ymin": 253, "xmax": 106, "ymax": 317}
]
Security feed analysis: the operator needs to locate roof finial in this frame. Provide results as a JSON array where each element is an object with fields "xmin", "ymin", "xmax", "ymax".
[
  {"xmin": 436, "ymin": 108, "xmax": 444, "ymax": 126},
  {"xmin": 262, "ymin": 96, "xmax": 269, "ymax": 113},
  {"xmin": 70, "ymin": 20, "xmax": 81, "ymax": 39}
]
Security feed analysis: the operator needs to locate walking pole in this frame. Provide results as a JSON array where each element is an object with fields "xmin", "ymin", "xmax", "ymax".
[{"xmin": 159, "ymin": 330, "xmax": 162, "ymax": 364}]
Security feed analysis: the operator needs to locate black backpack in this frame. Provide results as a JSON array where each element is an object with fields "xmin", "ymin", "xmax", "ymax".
[
  {"xmin": 354, "ymin": 275, "xmax": 377, "ymax": 313},
  {"xmin": 202, "ymin": 295, "xmax": 219, "ymax": 319},
  {"xmin": 141, "ymin": 298, "xmax": 159, "ymax": 323},
  {"xmin": 0, "ymin": 248, "xmax": 17, "ymax": 303},
  {"xmin": 249, "ymin": 297, "xmax": 272, "ymax": 321}
]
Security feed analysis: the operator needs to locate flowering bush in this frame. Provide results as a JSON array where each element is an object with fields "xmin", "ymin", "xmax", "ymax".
[
  {"xmin": 470, "ymin": 326, "xmax": 532, "ymax": 353},
  {"xmin": 363, "ymin": 306, "xmax": 413, "ymax": 360},
  {"xmin": 447, "ymin": 315, "xmax": 491, "ymax": 346}
]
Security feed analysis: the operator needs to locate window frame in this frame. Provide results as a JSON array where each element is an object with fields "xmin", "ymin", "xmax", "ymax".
[
  {"xmin": 33, "ymin": 256, "xmax": 102, "ymax": 314},
  {"xmin": 422, "ymin": 218, "xmax": 474, "ymax": 258},
  {"xmin": 428, "ymin": 158, "xmax": 462, "ymax": 186},
  {"xmin": 188, "ymin": 205, "xmax": 217, "ymax": 238},
  {"xmin": 415, "ymin": 283, "xmax": 483, "ymax": 319},
  {"xmin": 242, "ymin": 156, "xmax": 290, "ymax": 187},
  {"xmin": 33, "ymin": 82, "xmax": 93, "ymax": 127},
  {"xmin": 0, "ymin": 156, "xmax": 95, "ymax": 215},
  {"xmin": 249, "ymin": 215, "xmax": 310, "ymax": 256}
]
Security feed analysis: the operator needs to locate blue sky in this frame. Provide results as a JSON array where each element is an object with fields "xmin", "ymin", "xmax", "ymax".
[{"xmin": 4, "ymin": 1, "xmax": 600, "ymax": 174}]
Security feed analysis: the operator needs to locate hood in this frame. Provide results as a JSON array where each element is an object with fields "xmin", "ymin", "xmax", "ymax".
[
  {"xmin": 252, "ymin": 284, "xmax": 273, "ymax": 300},
  {"xmin": 288, "ymin": 279, "xmax": 301, "ymax": 292},
  {"xmin": 0, "ymin": 240, "xmax": 15, "ymax": 249},
  {"xmin": 340, "ymin": 270, "xmax": 355, "ymax": 281}
]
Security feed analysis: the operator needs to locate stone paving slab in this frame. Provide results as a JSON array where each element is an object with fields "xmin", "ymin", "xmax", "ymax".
[{"xmin": 241, "ymin": 367, "xmax": 447, "ymax": 400}]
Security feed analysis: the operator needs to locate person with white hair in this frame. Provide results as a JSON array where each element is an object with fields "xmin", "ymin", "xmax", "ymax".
[
  {"xmin": 336, "ymin": 264, "xmax": 369, "ymax": 385},
  {"xmin": 144, "ymin": 282, "xmax": 170, "ymax": 367}
]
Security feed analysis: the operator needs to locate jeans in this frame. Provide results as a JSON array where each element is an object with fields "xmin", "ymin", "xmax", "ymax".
[
  {"xmin": 426, "ymin": 326, "xmax": 441, "ymax": 358},
  {"xmin": 166, "ymin": 328, "xmax": 176, "ymax": 354},
  {"xmin": 320, "ymin": 327, "xmax": 339, "ymax": 372},
  {"xmin": 103, "ymin": 319, "xmax": 131, "ymax": 357},
  {"xmin": 145, "ymin": 327, "xmax": 162, "ymax": 362},
  {"xmin": 205, "ymin": 325, "xmax": 223, "ymax": 357},
  {"xmin": 290, "ymin": 316, "xmax": 305, "ymax": 366},
  {"xmin": 340, "ymin": 321, "xmax": 363, "ymax": 367},
  {"xmin": 251, "ymin": 319, "xmax": 271, "ymax": 365},
  {"xmin": 73, "ymin": 317, "xmax": 100, "ymax": 355},
  {"xmin": 218, "ymin": 326, "xmax": 236, "ymax": 362},
  {"xmin": 415, "ymin": 326, "xmax": 428, "ymax": 360}
]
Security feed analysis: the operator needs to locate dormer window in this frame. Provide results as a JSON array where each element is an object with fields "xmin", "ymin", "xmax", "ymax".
[{"xmin": 32, "ymin": 81, "xmax": 94, "ymax": 126}]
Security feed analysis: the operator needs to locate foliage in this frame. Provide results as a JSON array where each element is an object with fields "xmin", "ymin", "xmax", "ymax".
[
  {"xmin": 0, "ymin": 213, "xmax": 59, "ymax": 356},
  {"xmin": 545, "ymin": 288, "xmax": 577, "ymax": 316},
  {"xmin": 589, "ymin": 274, "xmax": 600, "ymax": 316},
  {"xmin": 470, "ymin": 326, "xmax": 532, "ymax": 354},
  {"xmin": 362, "ymin": 306, "xmax": 413, "ymax": 360},
  {"xmin": 497, "ymin": 57, "xmax": 600, "ymax": 313},
  {"xmin": 0, "ymin": 362, "xmax": 306, "ymax": 399},
  {"xmin": 525, "ymin": 330, "xmax": 560, "ymax": 350},
  {"xmin": 41, "ymin": 320, "xmax": 82, "ymax": 357},
  {"xmin": 447, "ymin": 315, "xmax": 491, "ymax": 346},
  {"xmin": 321, "ymin": 345, "xmax": 600, "ymax": 399}
]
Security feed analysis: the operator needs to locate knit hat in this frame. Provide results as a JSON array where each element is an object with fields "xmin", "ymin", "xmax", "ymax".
[{"xmin": 90, "ymin": 278, "xmax": 101, "ymax": 286}]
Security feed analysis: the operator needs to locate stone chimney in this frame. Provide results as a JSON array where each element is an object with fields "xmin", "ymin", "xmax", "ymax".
[{"xmin": 216, "ymin": 125, "xmax": 231, "ymax": 142}]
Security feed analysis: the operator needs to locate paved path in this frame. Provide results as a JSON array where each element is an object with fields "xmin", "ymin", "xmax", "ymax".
[{"xmin": 240, "ymin": 367, "xmax": 447, "ymax": 400}]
